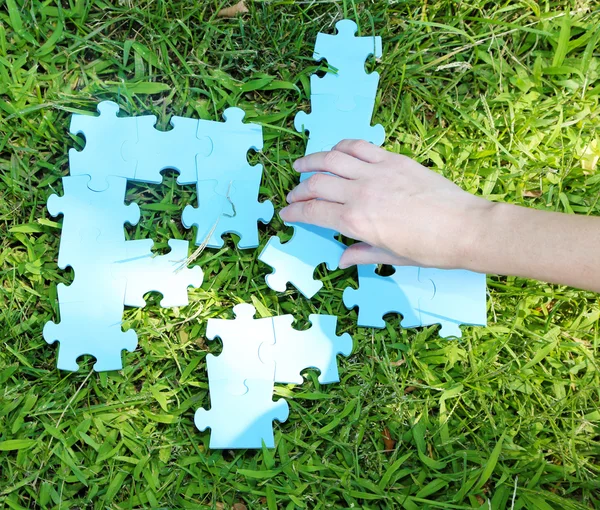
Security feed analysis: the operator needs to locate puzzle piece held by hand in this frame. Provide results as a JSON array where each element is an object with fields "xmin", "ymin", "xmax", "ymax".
[
  {"xmin": 343, "ymin": 265, "xmax": 434, "ymax": 329},
  {"xmin": 259, "ymin": 223, "xmax": 345, "ymax": 298},
  {"xmin": 194, "ymin": 378, "xmax": 288, "ymax": 449},
  {"xmin": 260, "ymin": 314, "xmax": 353, "ymax": 384}
]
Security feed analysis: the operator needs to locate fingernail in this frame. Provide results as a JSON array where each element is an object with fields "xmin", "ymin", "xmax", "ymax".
[
  {"xmin": 286, "ymin": 192, "xmax": 292, "ymax": 203},
  {"xmin": 279, "ymin": 206, "xmax": 288, "ymax": 219},
  {"xmin": 292, "ymin": 160, "xmax": 299, "ymax": 171}
]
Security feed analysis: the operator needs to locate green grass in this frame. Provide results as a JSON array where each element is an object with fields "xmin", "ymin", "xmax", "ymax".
[{"xmin": 1, "ymin": 0, "xmax": 600, "ymax": 508}]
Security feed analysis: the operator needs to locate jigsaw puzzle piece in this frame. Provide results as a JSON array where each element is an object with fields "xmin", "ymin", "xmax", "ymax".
[
  {"xmin": 309, "ymin": 73, "xmax": 380, "ymax": 112},
  {"xmin": 194, "ymin": 378, "xmax": 288, "ymax": 449},
  {"xmin": 184, "ymin": 179, "xmax": 273, "ymax": 249},
  {"xmin": 69, "ymin": 101, "xmax": 139, "ymax": 191},
  {"xmin": 259, "ymin": 314, "xmax": 352, "ymax": 385},
  {"xmin": 417, "ymin": 268, "xmax": 487, "ymax": 338},
  {"xmin": 343, "ymin": 265, "xmax": 434, "ymax": 329},
  {"xmin": 205, "ymin": 303, "xmax": 275, "ymax": 395},
  {"xmin": 48, "ymin": 176, "xmax": 139, "ymax": 269},
  {"xmin": 194, "ymin": 107, "xmax": 264, "ymax": 195},
  {"xmin": 258, "ymin": 223, "xmax": 345, "ymax": 298},
  {"xmin": 111, "ymin": 239, "xmax": 203, "ymax": 308},
  {"xmin": 43, "ymin": 277, "xmax": 136, "ymax": 372},
  {"xmin": 122, "ymin": 115, "xmax": 213, "ymax": 185},
  {"xmin": 313, "ymin": 19, "xmax": 382, "ymax": 79}
]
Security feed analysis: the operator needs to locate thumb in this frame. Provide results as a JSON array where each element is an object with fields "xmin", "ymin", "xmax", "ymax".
[{"xmin": 339, "ymin": 242, "xmax": 414, "ymax": 268}]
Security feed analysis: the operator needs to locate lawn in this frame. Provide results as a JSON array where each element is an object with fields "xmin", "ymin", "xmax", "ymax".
[{"xmin": 1, "ymin": 0, "xmax": 600, "ymax": 508}]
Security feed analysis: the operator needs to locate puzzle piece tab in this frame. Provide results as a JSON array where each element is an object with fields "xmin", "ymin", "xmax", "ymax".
[
  {"xmin": 418, "ymin": 268, "xmax": 487, "ymax": 338},
  {"xmin": 69, "ymin": 101, "xmax": 139, "ymax": 191},
  {"xmin": 260, "ymin": 314, "xmax": 352, "ymax": 384},
  {"xmin": 343, "ymin": 265, "xmax": 434, "ymax": 329},
  {"xmin": 43, "ymin": 278, "xmax": 136, "ymax": 372},
  {"xmin": 205, "ymin": 303, "xmax": 275, "ymax": 395},
  {"xmin": 259, "ymin": 223, "xmax": 345, "ymax": 298},
  {"xmin": 112, "ymin": 239, "xmax": 203, "ymax": 308},
  {"xmin": 182, "ymin": 179, "xmax": 274, "ymax": 249},
  {"xmin": 194, "ymin": 378, "xmax": 288, "ymax": 449}
]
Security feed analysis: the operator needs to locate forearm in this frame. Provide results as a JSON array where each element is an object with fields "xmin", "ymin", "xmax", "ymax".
[{"xmin": 465, "ymin": 202, "xmax": 600, "ymax": 292}]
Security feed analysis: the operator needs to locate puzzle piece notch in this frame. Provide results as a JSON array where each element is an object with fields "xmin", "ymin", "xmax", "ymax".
[
  {"xmin": 259, "ymin": 223, "xmax": 345, "ymax": 299},
  {"xmin": 417, "ymin": 268, "xmax": 487, "ymax": 338},
  {"xmin": 260, "ymin": 314, "xmax": 353, "ymax": 385},
  {"xmin": 69, "ymin": 101, "xmax": 139, "ymax": 191},
  {"xmin": 343, "ymin": 265, "xmax": 435, "ymax": 329},
  {"xmin": 182, "ymin": 179, "xmax": 274, "ymax": 249},
  {"xmin": 205, "ymin": 303, "xmax": 275, "ymax": 395},
  {"xmin": 195, "ymin": 378, "xmax": 288, "ymax": 449},
  {"xmin": 48, "ymin": 176, "xmax": 140, "ymax": 269},
  {"xmin": 314, "ymin": 20, "xmax": 382, "ymax": 70},
  {"xmin": 111, "ymin": 239, "xmax": 203, "ymax": 308},
  {"xmin": 195, "ymin": 107, "xmax": 264, "ymax": 196},
  {"xmin": 43, "ymin": 278, "xmax": 136, "ymax": 372},
  {"xmin": 122, "ymin": 114, "xmax": 214, "ymax": 186}
]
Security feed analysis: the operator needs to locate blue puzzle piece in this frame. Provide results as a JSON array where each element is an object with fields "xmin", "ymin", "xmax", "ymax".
[
  {"xmin": 47, "ymin": 176, "xmax": 140, "ymax": 269},
  {"xmin": 43, "ymin": 277, "xmax": 137, "ymax": 372},
  {"xmin": 418, "ymin": 268, "xmax": 487, "ymax": 338},
  {"xmin": 122, "ymin": 114, "xmax": 213, "ymax": 186},
  {"xmin": 259, "ymin": 223, "xmax": 345, "ymax": 299},
  {"xmin": 111, "ymin": 239, "xmax": 204, "ymax": 308},
  {"xmin": 183, "ymin": 179, "xmax": 273, "ymax": 249},
  {"xmin": 343, "ymin": 265, "xmax": 434, "ymax": 329},
  {"xmin": 195, "ymin": 107, "xmax": 264, "ymax": 195},
  {"xmin": 195, "ymin": 378, "xmax": 289, "ymax": 449},
  {"xmin": 260, "ymin": 314, "xmax": 352, "ymax": 385},
  {"xmin": 69, "ymin": 101, "xmax": 139, "ymax": 191},
  {"xmin": 205, "ymin": 304, "xmax": 275, "ymax": 395}
]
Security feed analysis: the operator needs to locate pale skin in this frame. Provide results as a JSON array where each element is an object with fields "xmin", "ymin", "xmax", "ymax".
[{"xmin": 279, "ymin": 139, "xmax": 600, "ymax": 293}]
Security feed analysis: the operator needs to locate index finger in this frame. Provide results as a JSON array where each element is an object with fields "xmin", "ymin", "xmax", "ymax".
[{"xmin": 293, "ymin": 149, "xmax": 367, "ymax": 180}]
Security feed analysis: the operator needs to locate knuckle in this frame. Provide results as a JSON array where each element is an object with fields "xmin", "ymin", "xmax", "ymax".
[
  {"xmin": 306, "ymin": 174, "xmax": 323, "ymax": 195},
  {"xmin": 341, "ymin": 207, "xmax": 365, "ymax": 236},
  {"xmin": 302, "ymin": 199, "xmax": 320, "ymax": 219},
  {"xmin": 349, "ymin": 139, "xmax": 369, "ymax": 152},
  {"xmin": 323, "ymin": 149, "xmax": 341, "ymax": 168}
]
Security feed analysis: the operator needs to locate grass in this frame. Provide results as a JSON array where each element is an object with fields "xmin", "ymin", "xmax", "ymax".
[{"xmin": 1, "ymin": 0, "xmax": 600, "ymax": 508}]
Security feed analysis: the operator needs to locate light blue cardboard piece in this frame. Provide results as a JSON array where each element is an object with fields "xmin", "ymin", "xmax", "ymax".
[
  {"xmin": 111, "ymin": 239, "xmax": 203, "ymax": 308},
  {"xmin": 205, "ymin": 303, "xmax": 275, "ymax": 395},
  {"xmin": 195, "ymin": 378, "xmax": 289, "ymax": 449},
  {"xmin": 260, "ymin": 314, "xmax": 353, "ymax": 385},
  {"xmin": 418, "ymin": 268, "xmax": 487, "ymax": 338},
  {"xmin": 259, "ymin": 223, "xmax": 345, "ymax": 299},
  {"xmin": 43, "ymin": 277, "xmax": 137, "ymax": 372},
  {"xmin": 122, "ymin": 115, "xmax": 213, "ymax": 186},
  {"xmin": 69, "ymin": 101, "xmax": 139, "ymax": 191},
  {"xmin": 47, "ymin": 175, "xmax": 139, "ymax": 268},
  {"xmin": 182, "ymin": 179, "xmax": 273, "ymax": 249},
  {"xmin": 195, "ymin": 107, "xmax": 264, "ymax": 196},
  {"xmin": 343, "ymin": 265, "xmax": 434, "ymax": 329}
]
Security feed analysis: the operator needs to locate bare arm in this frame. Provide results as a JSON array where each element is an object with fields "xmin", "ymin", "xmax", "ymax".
[{"xmin": 279, "ymin": 139, "xmax": 600, "ymax": 293}]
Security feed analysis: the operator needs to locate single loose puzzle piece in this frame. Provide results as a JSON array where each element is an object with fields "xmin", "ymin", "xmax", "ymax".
[
  {"xmin": 111, "ymin": 239, "xmax": 203, "ymax": 308},
  {"xmin": 259, "ymin": 223, "xmax": 345, "ymax": 299},
  {"xmin": 205, "ymin": 303, "xmax": 275, "ymax": 395},
  {"xmin": 43, "ymin": 278, "xmax": 137, "ymax": 372},
  {"xmin": 343, "ymin": 265, "xmax": 435, "ymax": 329},
  {"xmin": 310, "ymin": 20, "xmax": 382, "ymax": 111},
  {"xmin": 195, "ymin": 378, "xmax": 289, "ymax": 449},
  {"xmin": 418, "ymin": 268, "xmax": 487, "ymax": 338},
  {"xmin": 47, "ymin": 175, "xmax": 139, "ymax": 269},
  {"xmin": 195, "ymin": 107, "xmax": 264, "ymax": 196},
  {"xmin": 183, "ymin": 179, "xmax": 274, "ymax": 249},
  {"xmin": 122, "ymin": 115, "xmax": 213, "ymax": 185},
  {"xmin": 260, "ymin": 314, "xmax": 353, "ymax": 385},
  {"xmin": 69, "ymin": 101, "xmax": 139, "ymax": 191}
]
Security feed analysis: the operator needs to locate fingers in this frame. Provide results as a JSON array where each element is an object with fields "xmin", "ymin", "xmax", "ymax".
[
  {"xmin": 333, "ymin": 139, "xmax": 389, "ymax": 164},
  {"xmin": 293, "ymin": 149, "xmax": 366, "ymax": 179},
  {"xmin": 287, "ymin": 173, "xmax": 354, "ymax": 204},
  {"xmin": 279, "ymin": 199, "xmax": 345, "ymax": 232},
  {"xmin": 339, "ymin": 242, "xmax": 413, "ymax": 269}
]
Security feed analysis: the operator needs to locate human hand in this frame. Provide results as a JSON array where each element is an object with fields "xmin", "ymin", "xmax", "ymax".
[{"xmin": 279, "ymin": 139, "xmax": 495, "ymax": 270}]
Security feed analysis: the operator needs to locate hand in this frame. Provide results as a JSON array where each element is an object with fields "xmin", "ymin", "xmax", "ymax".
[{"xmin": 280, "ymin": 139, "xmax": 494, "ymax": 269}]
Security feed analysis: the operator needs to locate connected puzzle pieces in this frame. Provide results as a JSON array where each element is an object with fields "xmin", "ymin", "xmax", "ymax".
[
  {"xmin": 343, "ymin": 265, "xmax": 487, "ymax": 338},
  {"xmin": 260, "ymin": 20, "xmax": 384, "ymax": 297},
  {"xmin": 195, "ymin": 303, "xmax": 352, "ymax": 448}
]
